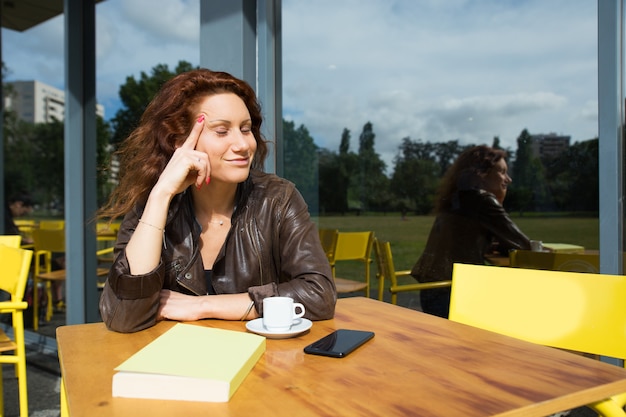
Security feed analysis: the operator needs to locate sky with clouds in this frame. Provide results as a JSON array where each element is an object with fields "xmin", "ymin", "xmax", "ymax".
[{"xmin": 2, "ymin": 0, "xmax": 598, "ymax": 170}]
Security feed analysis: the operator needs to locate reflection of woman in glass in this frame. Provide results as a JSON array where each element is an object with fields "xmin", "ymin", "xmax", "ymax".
[{"xmin": 411, "ymin": 145, "xmax": 531, "ymax": 318}]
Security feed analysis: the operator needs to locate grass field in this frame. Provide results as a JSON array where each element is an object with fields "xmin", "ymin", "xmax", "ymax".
[{"xmin": 316, "ymin": 214, "xmax": 599, "ymax": 296}]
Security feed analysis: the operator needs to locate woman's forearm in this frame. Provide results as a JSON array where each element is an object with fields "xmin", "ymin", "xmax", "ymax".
[
  {"xmin": 126, "ymin": 188, "xmax": 173, "ymax": 275},
  {"xmin": 158, "ymin": 291, "xmax": 258, "ymax": 322}
]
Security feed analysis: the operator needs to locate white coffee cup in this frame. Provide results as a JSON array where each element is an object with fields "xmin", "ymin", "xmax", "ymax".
[
  {"xmin": 262, "ymin": 296, "xmax": 305, "ymax": 332},
  {"xmin": 530, "ymin": 240, "xmax": 544, "ymax": 252}
]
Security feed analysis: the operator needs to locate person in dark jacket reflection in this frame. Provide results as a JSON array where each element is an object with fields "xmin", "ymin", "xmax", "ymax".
[
  {"xmin": 97, "ymin": 69, "xmax": 336, "ymax": 333},
  {"xmin": 411, "ymin": 145, "xmax": 531, "ymax": 318}
]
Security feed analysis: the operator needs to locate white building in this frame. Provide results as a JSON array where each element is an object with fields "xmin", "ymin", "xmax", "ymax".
[
  {"xmin": 4, "ymin": 80, "xmax": 105, "ymax": 123},
  {"xmin": 529, "ymin": 133, "xmax": 571, "ymax": 159}
]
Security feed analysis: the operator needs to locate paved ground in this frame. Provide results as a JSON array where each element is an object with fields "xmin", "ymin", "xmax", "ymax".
[{"xmin": 3, "ymin": 291, "xmax": 598, "ymax": 417}]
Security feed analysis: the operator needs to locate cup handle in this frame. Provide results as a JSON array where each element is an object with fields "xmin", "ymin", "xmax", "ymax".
[{"xmin": 293, "ymin": 303, "xmax": 305, "ymax": 319}]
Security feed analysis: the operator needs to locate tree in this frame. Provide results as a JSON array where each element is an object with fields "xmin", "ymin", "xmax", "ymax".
[
  {"xmin": 508, "ymin": 129, "xmax": 547, "ymax": 213},
  {"xmin": 433, "ymin": 140, "xmax": 466, "ymax": 177},
  {"xmin": 318, "ymin": 148, "xmax": 345, "ymax": 213},
  {"xmin": 318, "ymin": 128, "xmax": 353, "ymax": 214},
  {"xmin": 545, "ymin": 138, "xmax": 598, "ymax": 212},
  {"xmin": 111, "ymin": 61, "xmax": 196, "ymax": 145},
  {"xmin": 353, "ymin": 122, "xmax": 388, "ymax": 212},
  {"xmin": 283, "ymin": 120, "xmax": 319, "ymax": 211}
]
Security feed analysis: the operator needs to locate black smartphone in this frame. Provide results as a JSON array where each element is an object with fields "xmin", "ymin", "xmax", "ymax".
[{"xmin": 303, "ymin": 329, "xmax": 375, "ymax": 358}]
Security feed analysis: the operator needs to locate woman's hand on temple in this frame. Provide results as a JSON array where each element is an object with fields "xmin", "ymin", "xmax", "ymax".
[{"xmin": 153, "ymin": 114, "xmax": 211, "ymax": 198}]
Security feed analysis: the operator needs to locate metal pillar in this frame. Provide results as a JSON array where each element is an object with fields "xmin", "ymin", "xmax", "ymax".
[
  {"xmin": 598, "ymin": 0, "xmax": 624, "ymax": 367},
  {"xmin": 199, "ymin": 0, "xmax": 256, "ymax": 84},
  {"xmin": 257, "ymin": 0, "xmax": 282, "ymax": 175},
  {"xmin": 199, "ymin": 0, "xmax": 282, "ymax": 175},
  {"xmin": 64, "ymin": 0, "xmax": 99, "ymax": 324}
]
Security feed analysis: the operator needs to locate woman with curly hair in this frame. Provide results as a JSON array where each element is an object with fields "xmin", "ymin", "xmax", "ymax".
[
  {"xmin": 98, "ymin": 69, "xmax": 336, "ymax": 333},
  {"xmin": 411, "ymin": 145, "xmax": 531, "ymax": 318}
]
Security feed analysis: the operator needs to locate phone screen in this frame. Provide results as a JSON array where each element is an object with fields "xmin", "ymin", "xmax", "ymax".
[{"xmin": 303, "ymin": 329, "xmax": 375, "ymax": 358}]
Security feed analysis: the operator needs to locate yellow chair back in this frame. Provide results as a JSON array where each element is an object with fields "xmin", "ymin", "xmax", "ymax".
[
  {"xmin": 331, "ymin": 231, "xmax": 374, "ymax": 297},
  {"xmin": 449, "ymin": 263, "xmax": 626, "ymax": 416},
  {"xmin": 39, "ymin": 220, "xmax": 65, "ymax": 230},
  {"xmin": 449, "ymin": 263, "xmax": 626, "ymax": 361},
  {"xmin": 334, "ymin": 231, "xmax": 373, "ymax": 262},
  {"xmin": 0, "ymin": 245, "xmax": 33, "ymax": 417},
  {"xmin": 0, "ymin": 235, "xmax": 22, "ymax": 248},
  {"xmin": 14, "ymin": 219, "xmax": 36, "ymax": 241},
  {"xmin": 0, "ymin": 245, "xmax": 32, "ymax": 301},
  {"xmin": 32, "ymin": 227, "xmax": 65, "ymax": 253}
]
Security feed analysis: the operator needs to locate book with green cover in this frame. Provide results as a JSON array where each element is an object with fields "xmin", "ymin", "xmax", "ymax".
[{"xmin": 112, "ymin": 323, "xmax": 266, "ymax": 402}]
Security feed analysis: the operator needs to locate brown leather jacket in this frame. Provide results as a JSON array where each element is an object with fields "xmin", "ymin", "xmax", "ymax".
[
  {"xmin": 100, "ymin": 171, "xmax": 336, "ymax": 333},
  {"xmin": 411, "ymin": 189, "xmax": 531, "ymax": 283}
]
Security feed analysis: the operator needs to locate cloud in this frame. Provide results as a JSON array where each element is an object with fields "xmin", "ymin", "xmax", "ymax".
[
  {"xmin": 281, "ymin": 0, "xmax": 597, "ymax": 169},
  {"xmin": 2, "ymin": 0, "xmax": 598, "ymax": 170}
]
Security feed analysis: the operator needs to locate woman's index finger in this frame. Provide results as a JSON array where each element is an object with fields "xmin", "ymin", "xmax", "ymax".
[{"xmin": 180, "ymin": 113, "xmax": 206, "ymax": 149}]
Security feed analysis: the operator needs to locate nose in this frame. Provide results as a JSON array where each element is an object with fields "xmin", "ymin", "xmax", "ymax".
[
  {"xmin": 231, "ymin": 130, "xmax": 251, "ymax": 152},
  {"xmin": 505, "ymin": 174, "xmax": 512, "ymax": 184}
]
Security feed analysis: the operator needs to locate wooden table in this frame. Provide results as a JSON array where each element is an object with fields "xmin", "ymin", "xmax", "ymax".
[{"xmin": 57, "ymin": 297, "xmax": 626, "ymax": 417}]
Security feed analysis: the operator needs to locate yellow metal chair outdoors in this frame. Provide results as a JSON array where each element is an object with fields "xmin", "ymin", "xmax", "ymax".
[
  {"xmin": 96, "ymin": 247, "xmax": 115, "ymax": 289},
  {"xmin": 31, "ymin": 228, "xmax": 110, "ymax": 329},
  {"xmin": 329, "ymin": 231, "xmax": 374, "ymax": 297},
  {"xmin": 13, "ymin": 220, "xmax": 36, "ymax": 247},
  {"xmin": 96, "ymin": 221, "xmax": 120, "ymax": 264},
  {"xmin": 374, "ymin": 239, "xmax": 452, "ymax": 304},
  {"xmin": 0, "ymin": 235, "xmax": 22, "ymax": 248},
  {"xmin": 31, "ymin": 227, "xmax": 66, "ymax": 329},
  {"xmin": 0, "ymin": 245, "xmax": 33, "ymax": 417},
  {"xmin": 449, "ymin": 263, "xmax": 626, "ymax": 417}
]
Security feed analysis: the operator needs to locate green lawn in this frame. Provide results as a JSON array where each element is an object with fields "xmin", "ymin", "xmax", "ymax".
[{"xmin": 316, "ymin": 214, "xmax": 599, "ymax": 295}]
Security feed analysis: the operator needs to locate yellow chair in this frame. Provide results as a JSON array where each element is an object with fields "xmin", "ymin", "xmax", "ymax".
[
  {"xmin": 31, "ymin": 227, "xmax": 66, "ymax": 329},
  {"xmin": 449, "ymin": 263, "xmax": 626, "ymax": 417},
  {"xmin": 374, "ymin": 239, "xmax": 452, "ymax": 304},
  {"xmin": 13, "ymin": 219, "xmax": 36, "ymax": 229},
  {"xmin": 328, "ymin": 231, "xmax": 374, "ymax": 297},
  {"xmin": 31, "ymin": 228, "xmax": 110, "ymax": 329},
  {"xmin": 13, "ymin": 220, "xmax": 36, "ymax": 246},
  {"xmin": 0, "ymin": 245, "xmax": 33, "ymax": 417},
  {"xmin": 318, "ymin": 228, "xmax": 338, "ymax": 263},
  {"xmin": 0, "ymin": 235, "xmax": 22, "ymax": 248},
  {"xmin": 96, "ymin": 247, "xmax": 114, "ymax": 289}
]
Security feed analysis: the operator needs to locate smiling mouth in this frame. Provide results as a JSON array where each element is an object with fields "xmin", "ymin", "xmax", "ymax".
[{"xmin": 227, "ymin": 157, "xmax": 250, "ymax": 165}]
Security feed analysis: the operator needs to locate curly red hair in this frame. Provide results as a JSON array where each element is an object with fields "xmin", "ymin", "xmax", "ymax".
[{"xmin": 98, "ymin": 69, "xmax": 268, "ymax": 221}]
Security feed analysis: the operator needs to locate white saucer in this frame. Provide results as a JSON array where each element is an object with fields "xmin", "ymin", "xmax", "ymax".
[{"xmin": 246, "ymin": 318, "xmax": 312, "ymax": 339}]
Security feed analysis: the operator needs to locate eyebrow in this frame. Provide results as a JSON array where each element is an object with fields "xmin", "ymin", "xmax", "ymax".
[{"xmin": 206, "ymin": 118, "xmax": 252, "ymax": 124}]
